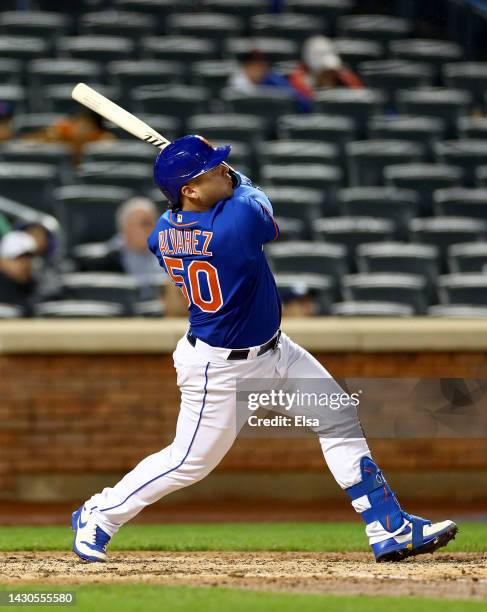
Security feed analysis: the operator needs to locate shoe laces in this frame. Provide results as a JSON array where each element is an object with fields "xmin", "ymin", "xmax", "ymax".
[{"xmin": 94, "ymin": 526, "xmax": 111, "ymax": 551}]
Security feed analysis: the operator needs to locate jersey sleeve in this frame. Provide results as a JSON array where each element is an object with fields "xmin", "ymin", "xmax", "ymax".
[{"xmin": 233, "ymin": 192, "xmax": 279, "ymax": 257}]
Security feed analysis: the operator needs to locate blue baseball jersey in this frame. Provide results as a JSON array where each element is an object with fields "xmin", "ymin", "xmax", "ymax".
[{"xmin": 147, "ymin": 172, "xmax": 282, "ymax": 349}]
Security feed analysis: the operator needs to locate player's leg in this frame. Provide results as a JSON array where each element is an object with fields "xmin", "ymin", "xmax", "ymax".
[
  {"xmin": 278, "ymin": 332, "xmax": 457, "ymax": 562},
  {"xmin": 72, "ymin": 335, "xmax": 276, "ymax": 561}
]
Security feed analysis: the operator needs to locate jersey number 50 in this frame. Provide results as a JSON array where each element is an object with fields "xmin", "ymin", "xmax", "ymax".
[{"xmin": 163, "ymin": 256, "xmax": 223, "ymax": 313}]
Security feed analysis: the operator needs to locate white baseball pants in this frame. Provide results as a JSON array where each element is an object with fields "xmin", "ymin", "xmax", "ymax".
[{"xmin": 87, "ymin": 332, "xmax": 371, "ymax": 537}]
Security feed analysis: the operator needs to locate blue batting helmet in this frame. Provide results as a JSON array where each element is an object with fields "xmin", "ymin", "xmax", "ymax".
[{"xmin": 153, "ymin": 135, "xmax": 231, "ymax": 207}]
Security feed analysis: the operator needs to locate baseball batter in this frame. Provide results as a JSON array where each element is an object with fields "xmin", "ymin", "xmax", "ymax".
[{"xmin": 72, "ymin": 135, "xmax": 457, "ymax": 563}]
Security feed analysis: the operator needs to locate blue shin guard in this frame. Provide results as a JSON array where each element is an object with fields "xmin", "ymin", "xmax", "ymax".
[{"xmin": 346, "ymin": 457, "xmax": 458, "ymax": 562}]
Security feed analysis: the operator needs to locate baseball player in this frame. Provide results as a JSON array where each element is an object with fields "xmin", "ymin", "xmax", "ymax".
[{"xmin": 72, "ymin": 135, "xmax": 457, "ymax": 563}]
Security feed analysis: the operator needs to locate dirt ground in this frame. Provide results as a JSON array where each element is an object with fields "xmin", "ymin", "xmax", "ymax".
[{"xmin": 1, "ymin": 552, "xmax": 486, "ymax": 601}]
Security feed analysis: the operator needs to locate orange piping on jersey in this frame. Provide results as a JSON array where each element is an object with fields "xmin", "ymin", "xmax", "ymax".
[
  {"xmin": 168, "ymin": 212, "xmax": 199, "ymax": 227},
  {"xmin": 261, "ymin": 205, "xmax": 279, "ymax": 241}
]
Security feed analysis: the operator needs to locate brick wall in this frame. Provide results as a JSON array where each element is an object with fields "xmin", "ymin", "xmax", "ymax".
[{"xmin": 1, "ymin": 351, "xmax": 486, "ymax": 500}]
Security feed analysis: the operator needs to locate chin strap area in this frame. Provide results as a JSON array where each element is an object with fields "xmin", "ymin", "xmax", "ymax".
[{"xmin": 346, "ymin": 457, "xmax": 403, "ymax": 533}]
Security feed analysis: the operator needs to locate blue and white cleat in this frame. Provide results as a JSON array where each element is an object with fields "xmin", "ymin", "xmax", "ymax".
[
  {"xmin": 71, "ymin": 505, "xmax": 111, "ymax": 562},
  {"xmin": 346, "ymin": 457, "xmax": 458, "ymax": 563},
  {"xmin": 371, "ymin": 512, "xmax": 458, "ymax": 563}
]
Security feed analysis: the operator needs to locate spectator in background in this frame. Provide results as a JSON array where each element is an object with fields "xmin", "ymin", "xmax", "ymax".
[
  {"xmin": 0, "ymin": 213, "xmax": 12, "ymax": 238},
  {"xmin": 289, "ymin": 35, "xmax": 363, "ymax": 105},
  {"xmin": 280, "ymin": 284, "xmax": 318, "ymax": 317},
  {"xmin": 228, "ymin": 49, "xmax": 310, "ymax": 112},
  {"xmin": 0, "ymin": 231, "xmax": 38, "ymax": 315},
  {"xmin": 0, "ymin": 102, "xmax": 14, "ymax": 143},
  {"xmin": 15, "ymin": 221, "xmax": 62, "ymax": 301},
  {"xmin": 75, "ymin": 197, "xmax": 187, "ymax": 315},
  {"xmin": 24, "ymin": 109, "xmax": 115, "ymax": 165}
]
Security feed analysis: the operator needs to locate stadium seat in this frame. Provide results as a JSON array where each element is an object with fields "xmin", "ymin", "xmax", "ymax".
[
  {"xmin": 338, "ymin": 187, "xmax": 419, "ymax": 240},
  {"xmin": 108, "ymin": 60, "xmax": 184, "ymax": 106},
  {"xmin": 443, "ymin": 62, "xmax": 487, "ymax": 108},
  {"xmin": 79, "ymin": 10, "xmax": 157, "ymax": 39},
  {"xmin": 202, "ymin": 0, "xmax": 268, "ymax": 29},
  {"xmin": 313, "ymin": 217, "xmax": 395, "ymax": 266},
  {"xmin": 314, "ymin": 89, "xmax": 385, "ymax": 139},
  {"xmin": 358, "ymin": 60, "xmax": 433, "ymax": 109},
  {"xmin": 390, "ymin": 39, "xmax": 462, "ymax": 78},
  {"xmin": 437, "ymin": 274, "xmax": 487, "ymax": 306},
  {"xmin": 109, "ymin": 114, "xmax": 181, "ymax": 142},
  {"xmin": 337, "ymin": 14, "xmax": 411, "ymax": 43},
  {"xmin": 273, "ymin": 217, "xmax": 305, "ymax": 241},
  {"xmin": 475, "ymin": 166, "xmax": 487, "ymax": 188},
  {"xmin": 333, "ymin": 39, "xmax": 384, "ymax": 70},
  {"xmin": 133, "ymin": 85, "xmax": 210, "ymax": 131},
  {"xmin": 434, "ymin": 187, "xmax": 487, "ymax": 220},
  {"xmin": 53, "ymin": 185, "xmax": 135, "ymax": 251},
  {"xmin": 434, "ymin": 140, "xmax": 487, "ymax": 187},
  {"xmin": 428, "ymin": 304, "xmax": 487, "ymax": 317},
  {"xmin": 12, "ymin": 113, "xmax": 63, "ymax": 137},
  {"xmin": 0, "ymin": 11, "xmax": 70, "ymax": 44},
  {"xmin": 134, "ymin": 299, "xmax": 164, "ymax": 317},
  {"xmin": 384, "ymin": 163, "xmax": 463, "ymax": 215},
  {"xmin": 28, "ymin": 59, "xmax": 102, "ymax": 108},
  {"xmin": 212, "ymin": 140, "xmax": 252, "ymax": 172},
  {"xmin": 0, "ymin": 36, "xmax": 48, "ymax": 62},
  {"xmin": 188, "ymin": 114, "xmax": 265, "ymax": 147},
  {"xmin": 0, "ymin": 141, "xmax": 72, "ymax": 183},
  {"xmin": 286, "ymin": 0, "xmax": 353, "ymax": 31},
  {"xmin": 0, "ymin": 163, "xmax": 57, "ymax": 213},
  {"xmin": 34, "ymin": 300, "xmax": 126, "ymax": 318},
  {"xmin": 0, "ymin": 84, "xmax": 26, "ymax": 114},
  {"xmin": 261, "ymin": 164, "xmax": 343, "ymax": 213},
  {"xmin": 448, "ymin": 242, "xmax": 487, "ymax": 273},
  {"xmin": 60, "ymin": 273, "xmax": 138, "ymax": 313},
  {"xmin": 250, "ymin": 13, "xmax": 326, "ymax": 40},
  {"xmin": 83, "ymin": 140, "xmax": 156, "ymax": 165},
  {"xmin": 458, "ymin": 116, "xmax": 487, "ymax": 140},
  {"xmin": 257, "ymin": 141, "xmax": 338, "ymax": 167},
  {"xmin": 368, "ymin": 115, "xmax": 445, "ymax": 156},
  {"xmin": 0, "ymin": 59, "xmax": 23, "ymax": 85},
  {"xmin": 356, "ymin": 242, "xmax": 440, "ymax": 299},
  {"xmin": 331, "ymin": 301, "xmax": 414, "ymax": 317},
  {"xmin": 190, "ymin": 60, "xmax": 239, "ymax": 98},
  {"xmin": 58, "ymin": 36, "xmax": 135, "ymax": 62},
  {"xmin": 277, "ymin": 114, "xmax": 356, "ymax": 161},
  {"xmin": 222, "ymin": 88, "xmax": 297, "ymax": 134},
  {"xmin": 113, "ymin": 0, "xmax": 181, "ymax": 31},
  {"xmin": 0, "ymin": 304, "xmax": 24, "ymax": 319},
  {"xmin": 260, "ymin": 187, "xmax": 322, "ymax": 237},
  {"xmin": 76, "ymin": 162, "xmax": 153, "ymax": 193},
  {"xmin": 346, "ymin": 140, "xmax": 425, "ymax": 187},
  {"xmin": 141, "ymin": 36, "xmax": 217, "ymax": 65},
  {"xmin": 342, "ymin": 273, "xmax": 428, "ymax": 314},
  {"xmin": 40, "ymin": 84, "xmax": 119, "ymax": 115},
  {"xmin": 397, "ymin": 88, "xmax": 472, "ymax": 138},
  {"xmin": 410, "ymin": 216, "xmax": 487, "ymax": 266},
  {"xmin": 266, "ymin": 241, "xmax": 348, "ymax": 290},
  {"xmin": 166, "ymin": 13, "xmax": 244, "ymax": 52},
  {"xmin": 225, "ymin": 38, "xmax": 299, "ymax": 63},
  {"xmin": 274, "ymin": 273, "xmax": 334, "ymax": 315}
]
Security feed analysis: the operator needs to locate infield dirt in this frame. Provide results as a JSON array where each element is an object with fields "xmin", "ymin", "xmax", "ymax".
[{"xmin": 1, "ymin": 552, "xmax": 486, "ymax": 601}]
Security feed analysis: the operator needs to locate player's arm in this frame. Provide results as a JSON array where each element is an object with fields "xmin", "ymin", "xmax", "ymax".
[{"xmin": 233, "ymin": 192, "xmax": 279, "ymax": 258}]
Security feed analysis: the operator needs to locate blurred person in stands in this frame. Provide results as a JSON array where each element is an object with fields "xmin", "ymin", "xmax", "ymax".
[
  {"xmin": 228, "ymin": 49, "xmax": 310, "ymax": 111},
  {"xmin": 280, "ymin": 284, "xmax": 317, "ymax": 317},
  {"xmin": 0, "ymin": 102, "xmax": 14, "ymax": 143},
  {"xmin": 0, "ymin": 231, "xmax": 38, "ymax": 315},
  {"xmin": 289, "ymin": 35, "xmax": 363, "ymax": 105},
  {"xmin": 0, "ymin": 214, "xmax": 12, "ymax": 238},
  {"xmin": 76, "ymin": 197, "xmax": 187, "ymax": 315},
  {"xmin": 24, "ymin": 109, "xmax": 115, "ymax": 165},
  {"xmin": 15, "ymin": 221, "xmax": 62, "ymax": 301}
]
